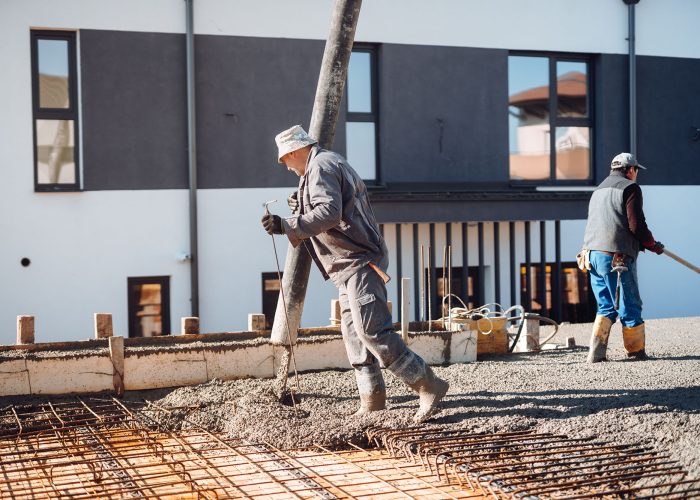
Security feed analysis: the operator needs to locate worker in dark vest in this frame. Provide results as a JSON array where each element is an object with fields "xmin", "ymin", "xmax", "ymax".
[
  {"xmin": 580, "ymin": 153, "xmax": 664, "ymax": 362},
  {"xmin": 261, "ymin": 125, "xmax": 449, "ymax": 423}
]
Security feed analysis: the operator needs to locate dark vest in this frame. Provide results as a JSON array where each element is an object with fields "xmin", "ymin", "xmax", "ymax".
[{"xmin": 583, "ymin": 172, "xmax": 639, "ymax": 259}]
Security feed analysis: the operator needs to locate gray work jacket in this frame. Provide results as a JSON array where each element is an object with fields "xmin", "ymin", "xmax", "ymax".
[{"xmin": 281, "ymin": 146, "xmax": 389, "ymax": 287}]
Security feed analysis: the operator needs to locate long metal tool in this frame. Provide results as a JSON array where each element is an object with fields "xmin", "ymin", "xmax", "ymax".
[
  {"xmin": 264, "ymin": 200, "xmax": 301, "ymax": 404},
  {"xmin": 663, "ymin": 248, "xmax": 700, "ymax": 274}
]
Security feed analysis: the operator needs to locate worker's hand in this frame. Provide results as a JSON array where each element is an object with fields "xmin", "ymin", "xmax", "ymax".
[
  {"xmin": 261, "ymin": 214, "xmax": 284, "ymax": 235},
  {"xmin": 645, "ymin": 240, "xmax": 665, "ymax": 255},
  {"xmin": 287, "ymin": 191, "xmax": 299, "ymax": 213}
]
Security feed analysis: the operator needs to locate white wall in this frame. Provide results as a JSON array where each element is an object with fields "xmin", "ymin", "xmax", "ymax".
[{"xmin": 2, "ymin": 1, "xmax": 698, "ymax": 344}]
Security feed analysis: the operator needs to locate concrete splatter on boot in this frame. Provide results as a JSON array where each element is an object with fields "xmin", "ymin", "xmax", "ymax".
[
  {"xmin": 388, "ymin": 351, "xmax": 449, "ymax": 423},
  {"xmin": 623, "ymin": 323, "xmax": 648, "ymax": 360},
  {"xmin": 352, "ymin": 364, "xmax": 386, "ymax": 416},
  {"xmin": 587, "ymin": 315, "xmax": 613, "ymax": 363}
]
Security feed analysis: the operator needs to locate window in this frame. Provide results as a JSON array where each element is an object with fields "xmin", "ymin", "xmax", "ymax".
[
  {"xmin": 30, "ymin": 30, "xmax": 80, "ymax": 191},
  {"xmin": 346, "ymin": 46, "xmax": 379, "ymax": 182},
  {"xmin": 520, "ymin": 263, "xmax": 595, "ymax": 323},
  {"xmin": 261, "ymin": 272, "xmax": 282, "ymax": 329},
  {"xmin": 127, "ymin": 277, "xmax": 171, "ymax": 337},
  {"xmin": 509, "ymin": 54, "xmax": 592, "ymax": 183},
  {"xmin": 435, "ymin": 266, "xmax": 481, "ymax": 315}
]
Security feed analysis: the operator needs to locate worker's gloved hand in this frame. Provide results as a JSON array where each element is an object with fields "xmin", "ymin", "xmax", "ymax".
[
  {"xmin": 261, "ymin": 214, "xmax": 284, "ymax": 235},
  {"xmin": 646, "ymin": 240, "xmax": 665, "ymax": 255},
  {"xmin": 287, "ymin": 191, "xmax": 299, "ymax": 213}
]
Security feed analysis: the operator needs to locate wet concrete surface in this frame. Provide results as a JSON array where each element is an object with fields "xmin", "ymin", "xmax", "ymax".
[{"xmin": 124, "ymin": 316, "xmax": 700, "ymax": 477}]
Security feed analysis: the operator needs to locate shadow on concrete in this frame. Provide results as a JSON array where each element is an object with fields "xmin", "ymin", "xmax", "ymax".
[{"xmin": 439, "ymin": 386, "xmax": 700, "ymax": 422}]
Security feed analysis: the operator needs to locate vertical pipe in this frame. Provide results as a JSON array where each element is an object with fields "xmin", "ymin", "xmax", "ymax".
[
  {"xmin": 494, "ymin": 222, "xmax": 501, "ymax": 306},
  {"xmin": 539, "ymin": 221, "xmax": 547, "ymax": 316},
  {"xmin": 185, "ymin": 0, "xmax": 199, "ymax": 317},
  {"xmin": 412, "ymin": 224, "xmax": 419, "ymax": 320},
  {"xmin": 525, "ymin": 221, "xmax": 532, "ymax": 312},
  {"xmin": 271, "ymin": 0, "xmax": 363, "ymax": 346},
  {"xmin": 477, "ymin": 222, "xmax": 485, "ymax": 306},
  {"xmin": 509, "ymin": 221, "xmax": 516, "ymax": 307},
  {"xmin": 627, "ymin": 0, "xmax": 638, "ymax": 155},
  {"xmin": 554, "ymin": 220, "xmax": 563, "ymax": 322},
  {"xmin": 395, "ymin": 224, "xmax": 402, "ymax": 318},
  {"xmin": 461, "ymin": 222, "xmax": 468, "ymax": 306},
  {"xmin": 429, "ymin": 223, "xmax": 436, "ymax": 320}
]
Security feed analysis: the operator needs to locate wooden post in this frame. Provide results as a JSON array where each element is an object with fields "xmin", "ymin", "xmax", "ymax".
[
  {"xmin": 94, "ymin": 313, "xmax": 113, "ymax": 339},
  {"xmin": 330, "ymin": 299, "xmax": 342, "ymax": 326},
  {"xmin": 401, "ymin": 278, "xmax": 411, "ymax": 343},
  {"xmin": 248, "ymin": 314, "xmax": 266, "ymax": 331},
  {"xmin": 109, "ymin": 336, "xmax": 125, "ymax": 397},
  {"xmin": 566, "ymin": 336, "xmax": 577, "ymax": 348},
  {"xmin": 16, "ymin": 315, "xmax": 35, "ymax": 344},
  {"xmin": 181, "ymin": 317, "xmax": 199, "ymax": 335}
]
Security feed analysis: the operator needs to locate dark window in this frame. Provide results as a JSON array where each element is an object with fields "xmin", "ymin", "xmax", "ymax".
[
  {"xmin": 127, "ymin": 276, "xmax": 171, "ymax": 337},
  {"xmin": 435, "ymin": 266, "xmax": 480, "ymax": 316},
  {"xmin": 346, "ymin": 46, "xmax": 379, "ymax": 183},
  {"xmin": 509, "ymin": 54, "xmax": 592, "ymax": 183},
  {"xmin": 520, "ymin": 262, "xmax": 595, "ymax": 323},
  {"xmin": 262, "ymin": 272, "xmax": 282, "ymax": 329},
  {"xmin": 30, "ymin": 30, "xmax": 80, "ymax": 191}
]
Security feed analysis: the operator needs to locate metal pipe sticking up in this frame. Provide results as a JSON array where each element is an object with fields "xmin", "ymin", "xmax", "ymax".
[
  {"xmin": 624, "ymin": 0, "xmax": 640, "ymax": 156},
  {"xmin": 185, "ymin": 0, "xmax": 199, "ymax": 316}
]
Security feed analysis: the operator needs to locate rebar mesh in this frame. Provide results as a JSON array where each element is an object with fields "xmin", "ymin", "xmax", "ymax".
[{"xmin": 367, "ymin": 426, "xmax": 700, "ymax": 499}]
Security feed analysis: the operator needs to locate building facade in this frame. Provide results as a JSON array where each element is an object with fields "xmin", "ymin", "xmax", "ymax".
[{"xmin": 2, "ymin": 0, "xmax": 699, "ymax": 342}]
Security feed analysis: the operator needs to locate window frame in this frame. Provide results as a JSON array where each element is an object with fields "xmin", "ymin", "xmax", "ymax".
[
  {"xmin": 508, "ymin": 51, "xmax": 594, "ymax": 186},
  {"xmin": 30, "ymin": 29, "xmax": 81, "ymax": 192},
  {"xmin": 346, "ymin": 44, "xmax": 381, "ymax": 185},
  {"xmin": 127, "ymin": 276, "xmax": 171, "ymax": 338}
]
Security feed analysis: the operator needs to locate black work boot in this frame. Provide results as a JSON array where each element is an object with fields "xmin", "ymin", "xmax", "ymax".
[
  {"xmin": 587, "ymin": 315, "xmax": 613, "ymax": 363},
  {"xmin": 388, "ymin": 351, "xmax": 449, "ymax": 423},
  {"xmin": 352, "ymin": 364, "xmax": 386, "ymax": 416}
]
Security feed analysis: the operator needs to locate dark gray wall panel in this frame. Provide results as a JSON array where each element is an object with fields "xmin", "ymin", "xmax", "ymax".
[
  {"xmin": 378, "ymin": 44, "xmax": 509, "ymax": 184},
  {"xmin": 195, "ymin": 35, "xmax": 331, "ymax": 189},
  {"xmin": 594, "ymin": 54, "xmax": 629, "ymax": 182},
  {"xmin": 637, "ymin": 55, "xmax": 700, "ymax": 185},
  {"xmin": 371, "ymin": 194, "xmax": 589, "ymax": 223},
  {"xmin": 81, "ymin": 30, "xmax": 188, "ymax": 190}
]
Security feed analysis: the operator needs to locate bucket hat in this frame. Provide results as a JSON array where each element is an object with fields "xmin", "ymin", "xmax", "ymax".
[{"xmin": 275, "ymin": 125, "xmax": 317, "ymax": 163}]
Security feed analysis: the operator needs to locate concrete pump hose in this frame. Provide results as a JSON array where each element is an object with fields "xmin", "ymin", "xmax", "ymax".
[{"xmin": 440, "ymin": 297, "xmax": 559, "ymax": 351}]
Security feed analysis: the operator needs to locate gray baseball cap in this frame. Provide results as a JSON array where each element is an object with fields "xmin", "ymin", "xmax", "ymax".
[{"xmin": 611, "ymin": 152, "xmax": 646, "ymax": 170}]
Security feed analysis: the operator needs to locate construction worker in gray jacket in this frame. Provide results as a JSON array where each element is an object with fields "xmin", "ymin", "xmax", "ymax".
[
  {"xmin": 580, "ymin": 153, "xmax": 664, "ymax": 363},
  {"xmin": 261, "ymin": 125, "xmax": 449, "ymax": 423}
]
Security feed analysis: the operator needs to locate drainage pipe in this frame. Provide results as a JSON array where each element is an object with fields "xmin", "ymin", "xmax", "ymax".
[
  {"xmin": 270, "ymin": 0, "xmax": 363, "ymax": 345},
  {"xmin": 185, "ymin": 0, "xmax": 199, "ymax": 316},
  {"xmin": 624, "ymin": 0, "xmax": 640, "ymax": 156}
]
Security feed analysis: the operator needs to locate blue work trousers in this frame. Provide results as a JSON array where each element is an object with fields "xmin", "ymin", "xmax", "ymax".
[{"xmin": 589, "ymin": 250, "xmax": 644, "ymax": 327}]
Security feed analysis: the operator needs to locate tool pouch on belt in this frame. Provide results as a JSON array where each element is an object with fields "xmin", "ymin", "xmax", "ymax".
[{"xmin": 576, "ymin": 248, "xmax": 591, "ymax": 272}]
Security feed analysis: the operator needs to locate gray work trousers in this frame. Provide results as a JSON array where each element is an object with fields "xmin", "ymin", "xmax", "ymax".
[{"xmin": 338, "ymin": 265, "xmax": 409, "ymax": 369}]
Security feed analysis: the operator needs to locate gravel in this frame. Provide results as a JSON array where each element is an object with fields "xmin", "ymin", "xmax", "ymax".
[{"xmin": 125, "ymin": 316, "xmax": 700, "ymax": 477}]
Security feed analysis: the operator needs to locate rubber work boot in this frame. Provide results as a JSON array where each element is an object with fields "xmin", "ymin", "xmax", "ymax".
[
  {"xmin": 587, "ymin": 315, "xmax": 613, "ymax": 363},
  {"xmin": 387, "ymin": 351, "xmax": 449, "ymax": 423},
  {"xmin": 352, "ymin": 364, "xmax": 386, "ymax": 416},
  {"xmin": 623, "ymin": 323, "xmax": 647, "ymax": 360}
]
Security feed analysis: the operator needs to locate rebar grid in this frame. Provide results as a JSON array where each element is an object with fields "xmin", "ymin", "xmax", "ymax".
[
  {"xmin": 367, "ymin": 426, "xmax": 700, "ymax": 499},
  {"xmin": 0, "ymin": 398, "xmax": 477, "ymax": 499}
]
